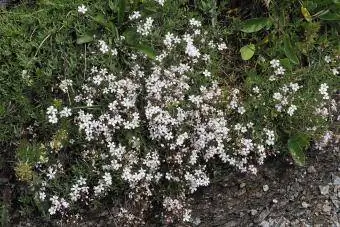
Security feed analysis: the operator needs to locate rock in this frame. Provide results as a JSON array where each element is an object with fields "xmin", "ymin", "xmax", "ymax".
[
  {"xmin": 255, "ymin": 208, "xmax": 270, "ymax": 223},
  {"xmin": 307, "ymin": 166, "xmax": 317, "ymax": 173},
  {"xmin": 330, "ymin": 197, "xmax": 340, "ymax": 209},
  {"xmin": 223, "ymin": 221, "xmax": 238, "ymax": 227},
  {"xmin": 272, "ymin": 199, "xmax": 278, "ymax": 204},
  {"xmin": 319, "ymin": 185, "xmax": 330, "ymax": 195},
  {"xmin": 333, "ymin": 175, "xmax": 340, "ymax": 185},
  {"xmin": 302, "ymin": 201, "xmax": 310, "ymax": 208},
  {"xmin": 259, "ymin": 220, "xmax": 270, "ymax": 227},
  {"xmin": 250, "ymin": 209, "xmax": 258, "ymax": 216},
  {"xmin": 192, "ymin": 217, "xmax": 201, "ymax": 226},
  {"xmin": 263, "ymin": 185, "xmax": 269, "ymax": 192},
  {"xmin": 240, "ymin": 182, "xmax": 246, "ymax": 188},
  {"xmin": 322, "ymin": 202, "xmax": 332, "ymax": 213}
]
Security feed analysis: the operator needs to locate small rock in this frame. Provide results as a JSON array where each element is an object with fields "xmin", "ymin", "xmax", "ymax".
[
  {"xmin": 322, "ymin": 202, "xmax": 332, "ymax": 213},
  {"xmin": 272, "ymin": 199, "xmax": 278, "ymax": 204},
  {"xmin": 307, "ymin": 165, "xmax": 316, "ymax": 173},
  {"xmin": 192, "ymin": 217, "xmax": 201, "ymax": 226},
  {"xmin": 333, "ymin": 175, "xmax": 340, "ymax": 185},
  {"xmin": 322, "ymin": 204, "xmax": 332, "ymax": 213},
  {"xmin": 259, "ymin": 220, "xmax": 270, "ymax": 227},
  {"xmin": 302, "ymin": 201, "xmax": 310, "ymax": 208},
  {"xmin": 240, "ymin": 182, "xmax": 246, "ymax": 188},
  {"xmin": 224, "ymin": 221, "xmax": 237, "ymax": 227},
  {"xmin": 263, "ymin": 184, "xmax": 269, "ymax": 192},
  {"xmin": 255, "ymin": 208, "xmax": 271, "ymax": 223},
  {"xmin": 330, "ymin": 197, "xmax": 340, "ymax": 209},
  {"xmin": 250, "ymin": 209, "xmax": 258, "ymax": 216},
  {"xmin": 319, "ymin": 185, "xmax": 330, "ymax": 195}
]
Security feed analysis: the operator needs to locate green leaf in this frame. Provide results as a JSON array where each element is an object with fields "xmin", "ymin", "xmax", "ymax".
[
  {"xmin": 118, "ymin": 0, "xmax": 126, "ymax": 25},
  {"xmin": 320, "ymin": 12, "xmax": 340, "ymax": 21},
  {"xmin": 301, "ymin": 7, "xmax": 312, "ymax": 22},
  {"xmin": 94, "ymin": 14, "xmax": 106, "ymax": 26},
  {"xmin": 288, "ymin": 133, "xmax": 310, "ymax": 166},
  {"xmin": 283, "ymin": 36, "xmax": 299, "ymax": 65},
  {"xmin": 123, "ymin": 29, "xmax": 138, "ymax": 45},
  {"xmin": 240, "ymin": 18, "xmax": 271, "ymax": 33},
  {"xmin": 240, "ymin": 44, "xmax": 255, "ymax": 60},
  {"xmin": 109, "ymin": 0, "xmax": 115, "ymax": 11},
  {"xmin": 135, "ymin": 44, "xmax": 156, "ymax": 59},
  {"xmin": 76, "ymin": 35, "xmax": 93, "ymax": 44}
]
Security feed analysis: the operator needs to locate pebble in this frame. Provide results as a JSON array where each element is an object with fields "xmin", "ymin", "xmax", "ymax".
[
  {"xmin": 322, "ymin": 203, "xmax": 332, "ymax": 213},
  {"xmin": 250, "ymin": 209, "xmax": 258, "ymax": 216},
  {"xmin": 263, "ymin": 184, "xmax": 269, "ymax": 192},
  {"xmin": 307, "ymin": 166, "xmax": 316, "ymax": 173},
  {"xmin": 319, "ymin": 185, "xmax": 330, "ymax": 195},
  {"xmin": 272, "ymin": 199, "xmax": 278, "ymax": 204},
  {"xmin": 259, "ymin": 220, "xmax": 270, "ymax": 227},
  {"xmin": 240, "ymin": 182, "xmax": 246, "ymax": 188},
  {"xmin": 302, "ymin": 201, "xmax": 310, "ymax": 208},
  {"xmin": 333, "ymin": 175, "xmax": 340, "ymax": 185}
]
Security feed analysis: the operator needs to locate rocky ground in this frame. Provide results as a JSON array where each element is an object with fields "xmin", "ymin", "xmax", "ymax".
[{"xmin": 192, "ymin": 141, "xmax": 340, "ymax": 227}]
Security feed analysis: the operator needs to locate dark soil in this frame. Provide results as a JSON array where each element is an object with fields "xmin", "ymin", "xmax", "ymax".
[{"xmin": 192, "ymin": 142, "xmax": 340, "ymax": 227}]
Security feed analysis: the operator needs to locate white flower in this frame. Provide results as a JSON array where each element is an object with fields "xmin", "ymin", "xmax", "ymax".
[
  {"xmin": 237, "ymin": 106, "xmax": 246, "ymax": 115},
  {"xmin": 274, "ymin": 66, "xmax": 285, "ymax": 75},
  {"xmin": 324, "ymin": 55, "xmax": 331, "ymax": 63},
  {"xmin": 203, "ymin": 69, "xmax": 211, "ymax": 77},
  {"xmin": 137, "ymin": 17, "xmax": 154, "ymax": 36},
  {"xmin": 252, "ymin": 86, "xmax": 260, "ymax": 94},
  {"xmin": 59, "ymin": 107, "xmax": 72, "ymax": 118},
  {"xmin": 78, "ymin": 5, "xmax": 87, "ymax": 14},
  {"xmin": 189, "ymin": 18, "xmax": 201, "ymax": 27},
  {"xmin": 39, "ymin": 191, "xmax": 46, "ymax": 201},
  {"xmin": 287, "ymin": 104, "xmax": 297, "ymax": 116},
  {"xmin": 270, "ymin": 59, "xmax": 280, "ymax": 68},
  {"xmin": 331, "ymin": 68, "xmax": 339, "ymax": 76},
  {"xmin": 129, "ymin": 11, "xmax": 141, "ymax": 20},
  {"xmin": 273, "ymin": 92, "xmax": 282, "ymax": 101},
  {"xmin": 155, "ymin": 0, "xmax": 165, "ymax": 6},
  {"xmin": 319, "ymin": 83, "xmax": 329, "ymax": 100}
]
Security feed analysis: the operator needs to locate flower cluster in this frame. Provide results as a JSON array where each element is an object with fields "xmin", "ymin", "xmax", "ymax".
[
  {"xmin": 273, "ymin": 82, "xmax": 302, "ymax": 116},
  {"xmin": 39, "ymin": 4, "xmax": 337, "ymax": 225},
  {"xmin": 269, "ymin": 59, "xmax": 285, "ymax": 81}
]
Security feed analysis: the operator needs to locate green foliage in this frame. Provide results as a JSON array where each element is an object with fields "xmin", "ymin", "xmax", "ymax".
[
  {"xmin": 288, "ymin": 133, "xmax": 310, "ymax": 166},
  {"xmin": 240, "ymin": 44, "xmax": 256, "ymax": 60},
  {"xmin": 0, "ymin": 0, "xmax": 339, "ymax": 225}
]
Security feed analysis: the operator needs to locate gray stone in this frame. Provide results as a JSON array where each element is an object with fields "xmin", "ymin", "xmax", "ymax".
[
  {"xmin": 255, "ymin": 208, "xmax": 271, "ymax": 223},
  {"xmin": 307, "ymin": 166, "xmax": 317, "ymax": 173},
  {"xmin": 322, "ymin": 203, "xmax": 332, "ymax": 213},
  {"xmin": 302, "ymin": 201, "xmax": 310, "ymax": 208},
  {"xmin": 250, "ymin": 209, "xmax": 258, "ymax": 216},
  {"xmin": 333, "ymin": 175, "xmax": 340, "ymax": 185},
  {"xmin": 319, "ymin": 185, "xmax": 330, "ymax": 195}
]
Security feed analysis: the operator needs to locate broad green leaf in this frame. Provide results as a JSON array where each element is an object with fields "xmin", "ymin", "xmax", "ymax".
[
  {"xmin": 240, "ymin": 18, "xmax": 271, "ymax": 33},
  {"xmin": 320, "ymin": 12, "xmax": 340, "ymax": 21},
  {"xmin": 288, "ymin": 133, "xmax": 310, "ymax": 166},
  {"xmin": 76, "ymin": 35, "xmax": 93, "ymax": 44},
  {"xmin": 283, "ymin": 36, "xmax": 299, "ymax": 65},
  {"xmin": 240, "ymin": 44, "xmax": 255, "ymax": 60},
  {"xmin": 301, "ymin": 7, "xmax": 312, "ymax": 22},
  {"xmin": 118, "ymin": 0, "xmax": 126, "ymax": 25},
  {"xmin": 123, "ymin": 29, "xmax": 138, "ymax": 45},
  {"xmin": 94, "ymin": 14, "xmax": 106, "ymax": 26},
  {"xmin": 135, "ymin": 44, "xmax": 156, "ymax": 59}
]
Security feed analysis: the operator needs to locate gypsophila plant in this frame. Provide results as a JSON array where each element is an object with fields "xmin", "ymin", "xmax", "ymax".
[
  {"xmin": 1, "ymin": 0, "xmax": 339, "ymax": 225},
  {"xmin": 35, "ymin": 1, "xmax": 340, "ymax": 225}
]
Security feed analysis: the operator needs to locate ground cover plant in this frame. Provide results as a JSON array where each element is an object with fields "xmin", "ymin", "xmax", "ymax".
[{"xmin": 0, "ymin": 0, "xmax": 339, "ymax": 226}]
